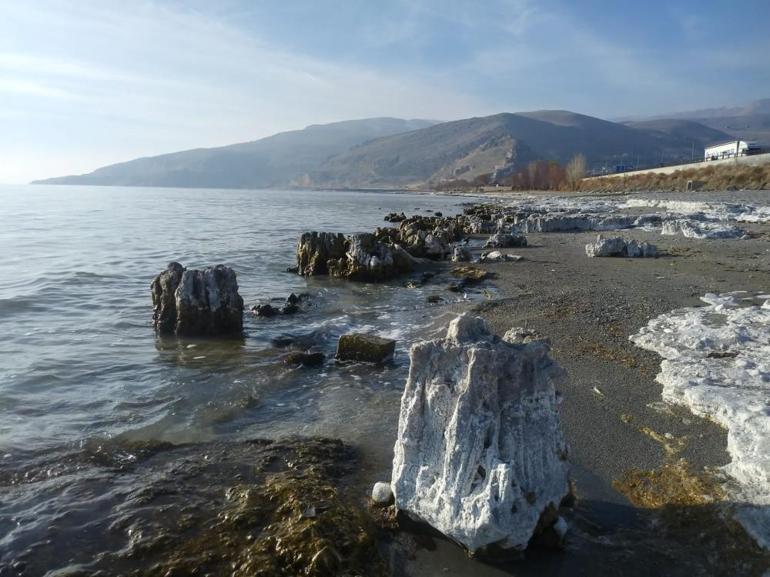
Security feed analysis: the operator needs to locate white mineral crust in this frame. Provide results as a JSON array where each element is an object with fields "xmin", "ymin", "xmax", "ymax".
[{"xmin": 391, "ymin": 314, "xmax": 570, "ymax": 552}]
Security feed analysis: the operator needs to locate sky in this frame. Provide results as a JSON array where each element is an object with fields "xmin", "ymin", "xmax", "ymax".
[{"xmin": 1, "ymin": 0, "xmax": 768, "ymax": 183}]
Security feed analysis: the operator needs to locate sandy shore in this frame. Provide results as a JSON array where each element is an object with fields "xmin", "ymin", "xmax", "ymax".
[{"xmin": 390, "ymin": 190, "xmax": 770, "ymax": 576}]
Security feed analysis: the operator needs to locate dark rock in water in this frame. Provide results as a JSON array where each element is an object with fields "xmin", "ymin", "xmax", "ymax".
[
  {"xmin": 296, "ymin": 232, "xmax": 347, "ymax": 276},
  {"xmin": 284, "ymin": 351, "xmax": 325, "ymax": 367},
  {"xmin": 286, "ymin": 293, "xmax": 301, "ymax": 305},
  {"xmin": 426, "ymin": 295, "xmax": 444, "ymax": 304},
  {"xmin": 282, "ymin": 303, "xmax": 300, "ymax": 315},
  {"xmin": 384, "ymin": 211, "xmax": 407, "ymax": 222},
  {"xmin": 286, "ymin": 266, "xmax": 299, "ymax": 274},
  {"xmin": 151, "ymin": 262, "xmax": 244, "ymax": 337},
  {"xmin": 434, "ymin": 211, "xmax": 443, "ymax": 217},
  {"xmin": 336, "ymin": 333, "xmax": 396, "ymax": 364},
  {"xmin": 151, "ymin": 261, "xmax": 185, "ymax": 335},
  {"xmin": 253, "ymin": 303, "xmax": 280, "ymax": 317}
]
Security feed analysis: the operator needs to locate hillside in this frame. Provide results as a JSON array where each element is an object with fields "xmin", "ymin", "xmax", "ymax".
[
  {"xmin": 310, "ymin": 111, "xmax": 732, "ymax": 188},
  {"xmin": 33, "ymin": 118, "xmax": 436, "ymax": 188},
  {"xmin": 34, "ymin": 110, "xmax": 736, "ymax": 190}
]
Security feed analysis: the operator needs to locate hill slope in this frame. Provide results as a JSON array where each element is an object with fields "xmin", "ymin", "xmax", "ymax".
[
  {"xmin": 311, "ymin": 111, "xmax": 732, "ymax": 187},
  {"xmin": 33, "ymin": 118, "xmax": 436, "ymax": 188}
]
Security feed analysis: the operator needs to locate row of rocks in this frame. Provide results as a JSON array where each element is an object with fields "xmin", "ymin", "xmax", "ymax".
[{"xmin": 251, "ymin": 292, "xmax": 309, "ymax": 317}]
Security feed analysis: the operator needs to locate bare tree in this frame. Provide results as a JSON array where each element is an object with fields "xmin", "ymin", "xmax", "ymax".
[{"xmin": 565, "ymin": 154, "xmax": 587, "ymax": 188}]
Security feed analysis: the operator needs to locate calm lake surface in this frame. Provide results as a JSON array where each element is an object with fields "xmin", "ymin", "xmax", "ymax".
[{"xmin": 0, "ymin": 185, "xmax": 478, "ymax": 573}]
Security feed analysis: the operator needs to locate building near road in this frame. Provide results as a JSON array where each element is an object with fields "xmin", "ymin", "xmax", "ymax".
[{"xmin": 705, "ymin": 140, "xmax": 762, "ymax": 161}]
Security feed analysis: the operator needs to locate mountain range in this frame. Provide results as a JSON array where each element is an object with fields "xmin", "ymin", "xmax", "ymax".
[{"xmin": 34, "ymin": 99, "xmax": 768, "ymax": 189}]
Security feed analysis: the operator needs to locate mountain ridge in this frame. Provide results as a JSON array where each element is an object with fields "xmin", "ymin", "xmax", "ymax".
[{"xmin": 35, "ymin": 108, "xmax": 745, "ymax": 189}]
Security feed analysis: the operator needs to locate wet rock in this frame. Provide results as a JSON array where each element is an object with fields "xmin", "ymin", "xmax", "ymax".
[
  {"xmin": 253, "ymin": 303, "xmax": 280, "ymax": 317},
  {"xmin": 151, "ymin": 262, "xmax": 244, "ymax": 337},
  {"xmin": 336, "ymin": 333, "xmax": 396, "ymax": 364},
  {"xmin": 327, "ymin": 233, "xmax": 413, "ymax": 281},
  {"xmin": 296, "ymin": 232, "xmax": 347, "ymax": 276},
  {"xmin": 484, "ymin": 232, "xmax": 527, "ymax": 249},
  {"xmin": 391, "ymin": 314, "xmax": 570, "ymax": 552},
  {"xmin": 426, "ymin": 295, "xmax": 444, "ymax": 304},
  {"xmin": 283, "ymin": 351, "xmax": 325, "ymax": 368},
  {"xmin": 585, "ymin": 235, "xmax": 657, "ymax": 258},
  {"xmin": 384, "ymin": 212, "xmax": 407, "ymax": 222},
  {"xmin": 451, "ymin": 266, "xmax": 489, "ymax": 284},
  {"xmin": 371, "ymin": 482, "xmax": 394, "ymax": 506}
]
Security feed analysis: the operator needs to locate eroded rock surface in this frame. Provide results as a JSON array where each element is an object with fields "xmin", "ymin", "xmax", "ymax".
[
  {"xmin": 151, "ymin": 262, "xmax": 244, "ymax": 337},
  {"xmin": 585, "ymin": 235, "xmax": 658, "ymax": 258},
  {"xmin": 391, "ymin": 314, "xmax": 570, "ymax": 552}
]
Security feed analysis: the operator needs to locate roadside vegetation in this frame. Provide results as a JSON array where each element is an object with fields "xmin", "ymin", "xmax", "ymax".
[{"xmin": 580, "ymin": 162, "xmax": 770, "ymax": 193}]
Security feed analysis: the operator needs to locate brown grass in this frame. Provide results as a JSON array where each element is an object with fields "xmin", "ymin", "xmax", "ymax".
[{"xmin": 582, "ymin": 162, "xmax": 770, "ymax": 193}]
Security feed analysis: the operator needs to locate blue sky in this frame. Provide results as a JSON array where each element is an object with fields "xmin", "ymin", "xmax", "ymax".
[{"xmin": 1, "ymin": 0, "xmax": 768, "ymax": 183}]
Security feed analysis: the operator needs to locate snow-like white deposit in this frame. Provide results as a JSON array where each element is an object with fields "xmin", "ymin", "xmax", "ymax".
[
  {"xmin": 391, "ymin": 314, "xmax": 570, "ymax": 551},
  {"xmin": 630, "ymin": 293, "xmax": 770, "ymax": 549},
  {"xmin": 624, "ymin": 198, "xmax": 770, "ymax": 224}
]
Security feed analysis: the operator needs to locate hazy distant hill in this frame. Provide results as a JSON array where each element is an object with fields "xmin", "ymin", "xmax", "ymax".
[
  {"xmin": 310, "ymin": 110, "xmax": 731, "ymax": 187},
  {"xmin": 35, "ymin": 110, "xmax": 736, "ymax": 189},
  {"xmin": 33, "ymin": 118, "xmax": 436, "ymax": 188},
  {"xmin": 628, "ymin": 98, "xmax": 770, "ymax": 144}
]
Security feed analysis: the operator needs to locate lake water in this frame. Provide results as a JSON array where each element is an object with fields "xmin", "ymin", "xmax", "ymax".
[{"xmin": 0, "ymin": 185, "xmax": 479, "ymax": 573}]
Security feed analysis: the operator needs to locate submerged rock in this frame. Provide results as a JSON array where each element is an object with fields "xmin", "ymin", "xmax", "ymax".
[
  {"xmin": 585, "ymin": 235, "xmax": 657, "ymax": 258},
  {"xmin": 384, "ymin": 211, "xmax": 407, "ymax": 222},
  {"xmin": 151, "ymin": 262, "xmax": 244, "ymax": 337},
  {"xmin": 391, "ymin": 314, "xmax": 570, "ymax": 552},
  {"xmin": 336, "ymin": 333, "xmax": 396, "ymax": 364},
  {"xmin": 283, "ymin": 351, "xmax": 325, "ymax": 368}
]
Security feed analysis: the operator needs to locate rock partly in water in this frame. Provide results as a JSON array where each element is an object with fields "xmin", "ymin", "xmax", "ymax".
[
  {"xmin": 296, "ymin": 232, "xmax": 347, "ymax": 276},
  {"xmin": 283, "ymin": 351, "xmax": 325, "ymax": 368},
  {"xmin": 336, "ymin": 333, "xmax": 396, "ymax": 364},
  {"xmin": 584, "ymin": 235, "xmax": 658, "ymax": 258},
  {"xmin": 328, "ymin": 233, "xmax": 413, "ymax": 281},
  {"xmin": 253, "ymin": 303, "xmax": 281, "ymax": 317},
  {"xmin": 151, "ymin": 262, "xmax": 244, "ymax": 337},
  {"xmin": 391, "ymin": 314, "xmax": 570, "ymax": 552},
  {"xmin": 484, "ymin": 232, "xmax": 527, "ymax": 249},
  {"xmin": 297, "ymin": 232, "xmax": 413, "ymax": 281},
  {"xmin": 384, "ymin": 212, "xmax": 407, "ymax": 222}
]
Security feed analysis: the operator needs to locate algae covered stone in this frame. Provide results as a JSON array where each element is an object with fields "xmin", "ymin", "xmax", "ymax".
[{"xmin": 336, "ymin": 333, "xmax": 396, "ymax": 364}]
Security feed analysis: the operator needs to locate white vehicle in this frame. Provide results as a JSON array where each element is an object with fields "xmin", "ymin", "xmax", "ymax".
[{"xmin": 704, "ymin": 140, "xmax": 762, "ymax": 161}]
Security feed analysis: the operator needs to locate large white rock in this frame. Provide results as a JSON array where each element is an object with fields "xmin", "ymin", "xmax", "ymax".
[{"xmin": 391, "ymin": 314, "xmax": 570, "ymax": 552}]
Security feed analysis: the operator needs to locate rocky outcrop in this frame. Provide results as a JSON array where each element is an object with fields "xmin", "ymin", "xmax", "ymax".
[
  {"xmin": 484, "ymin": 232, "xmax": 527, "ymax": 249},
  {"xmin": 151, "ymin": 262, "xmax": 244, "ymax": 337},
  {"xmin": 297, "ymin": 232, "xmax": 413, "ymax": 281},
  {"xmin": 336, "ymin": 333, "xmax": 396, "ymax": 364},
  {"xmin": 296, "ymin": 232, "xmax": 347, "ymax": 276},
  {"xmin": 585, "ymin": 235, "xmax": 658, "ymax": 258},
  {"xmin": 391, "ymin": 314, "xmax": 570, "ymax": 552}
]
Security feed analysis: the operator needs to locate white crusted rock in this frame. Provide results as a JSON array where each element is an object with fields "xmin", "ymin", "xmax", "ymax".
[
  {"xmin": 391, "ymin": 314, "xmax": 570, "ymax": 552},
  {"xmin": 585, "ymin": 235, "xmax": 657, "ymax": 258}
]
